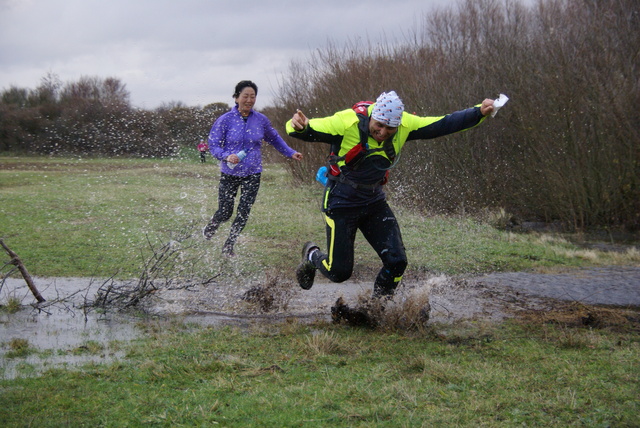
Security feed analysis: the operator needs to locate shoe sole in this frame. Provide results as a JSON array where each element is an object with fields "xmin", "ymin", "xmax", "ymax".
[
  {"xmin": 296, "ymin": 241, "xmax": 319, "ymax": 290},
  {"xmin": 203, "ymin": 226, "xmax": 217, "ymax": 240},
  {"xmin": 296, "ymin": 261, "xmax": 316, "ymax": 290}
]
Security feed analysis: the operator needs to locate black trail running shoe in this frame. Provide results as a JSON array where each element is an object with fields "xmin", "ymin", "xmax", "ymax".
[
  {"xmin": 202, "ymin": 219, "xmax": 219, "ymax": 240},
  {"xmin": 296, "ymin": 241, "xmax": 319, "ymax": 290},
  {"xmin": 221, "ymin": 242, "xmax": 235, "ymax": 257}
]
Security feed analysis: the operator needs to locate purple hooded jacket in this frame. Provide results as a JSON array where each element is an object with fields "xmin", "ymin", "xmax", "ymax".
[{"xmin": 208, "ymin": 105, "xmax": 296, "ymax": 176}]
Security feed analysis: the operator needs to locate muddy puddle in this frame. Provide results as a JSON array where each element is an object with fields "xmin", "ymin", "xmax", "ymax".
[
  {"xmin": 0, "ymin": 276, "xmax": 345, "ymax": 379},
  {"xmin": 2, "ymin": 267, "xmax": 639, "ymax": 379},
  {"xmin": 0, "ymin": 278, "xmax": 141, "ymax": 379},
  {"xmin": 0, "ymin": 275, "xmax": 490, "ymax": 379}
]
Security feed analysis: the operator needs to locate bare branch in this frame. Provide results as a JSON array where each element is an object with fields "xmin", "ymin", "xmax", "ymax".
[{"xmin": 1, "ymin": 239, "xmax": 45, "ymax": 303}]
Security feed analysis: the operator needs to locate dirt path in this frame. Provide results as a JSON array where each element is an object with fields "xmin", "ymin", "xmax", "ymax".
[
  {"xmin": 150, "ymin": 266, "xmax": 640, "ymax": 325},
  {"xmin": 469, "ymin": 266, "xmax": 640, "ymax": 307},
  {"xmin": 3, "ymin": 266, "xmax": 639, "ymax": 326}
]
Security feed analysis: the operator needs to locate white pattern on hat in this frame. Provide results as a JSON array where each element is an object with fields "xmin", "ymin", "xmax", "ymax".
[{"xmin": 371, "ymin": 91, "xmax": 404, "ymax": 127}]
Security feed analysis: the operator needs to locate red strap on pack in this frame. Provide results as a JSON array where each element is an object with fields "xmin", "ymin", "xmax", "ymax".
[
  {"xmin": 352, "ymin": 101, "xmax": 373, "ymax": 116},
  {"xmin": 381, "ymin": 170, "xmax": 390, "ymax": 185},
  {"xmin": 344, "ymin": 143, "xmax": 367, "ymax": 165},
  {"xmin": 328, "ymin": 153, "xmax": 341, "ymax": 176}
]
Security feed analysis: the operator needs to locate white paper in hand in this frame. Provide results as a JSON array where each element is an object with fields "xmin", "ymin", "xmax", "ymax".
[{"xmin": 491, "ymin": 93, "xmax": 509, "ymax": 118}]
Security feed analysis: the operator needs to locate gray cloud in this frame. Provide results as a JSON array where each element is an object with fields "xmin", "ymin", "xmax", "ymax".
[{"xmin": 0, "ymin": 0, "xmax": 451, "ymax": 108}]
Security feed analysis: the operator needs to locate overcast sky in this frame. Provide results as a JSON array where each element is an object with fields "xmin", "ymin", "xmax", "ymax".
[{"xmin": 1, "ymin": 0, "xmax": 454, "ymax": 109}]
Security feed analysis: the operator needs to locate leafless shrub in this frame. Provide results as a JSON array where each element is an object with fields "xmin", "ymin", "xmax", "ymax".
[
  {"xmin": 1, "ymin": 227, "xmax": 219, "ymax": 317},
  {"xmin": 0, "ymin": 271, "xmax": 106, "ymax": 319},
  {"xmin": 273, "ymin": 0, "xmax": 639, "ymax": 231},
  {"xmin": 0, "ymin": 74, "xmax": 226, "ymax": 156},
  {"xmin": 86, "ymin": 226, "xmax": 219, "ymax": 312}
]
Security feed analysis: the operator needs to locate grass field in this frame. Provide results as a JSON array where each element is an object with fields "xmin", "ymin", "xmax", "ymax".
[
  {"xmin": 1, "ymin": 155, "xmax": 639, "ymax": 426},
  {"xmin": 1, "ymin": 155, "xmax": 637, "ymax": 281}
]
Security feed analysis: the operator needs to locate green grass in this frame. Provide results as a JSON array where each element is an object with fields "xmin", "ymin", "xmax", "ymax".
[
  {"xmin": 1, "ymin": 321, "xmax": 638, "ymax": 426},
  {"xmin": 1, "ymin": 155, "xmax": 637, "ymax": 282},
  {"xmin": 1, "ymin": 156, "xmax": 639, "ymax": 426}
]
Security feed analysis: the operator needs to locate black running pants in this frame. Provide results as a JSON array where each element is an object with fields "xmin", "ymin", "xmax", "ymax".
[
  {"xmin": 212, "ymin": 172, "xmax": 261, "ymax": 245},
  {"xmin": 311, "ymin": 200, "xmax": 407, "ymax": 296}
]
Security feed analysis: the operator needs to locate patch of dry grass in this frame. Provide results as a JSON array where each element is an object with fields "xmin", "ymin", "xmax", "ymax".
[
  {"xmin": 303, "ymin": 330, "xmax": 344, "ymax": 356},
  {"xmin": 516, "ymin": 302, "xmax": 640, "ymax": 334},
  {"xmin": 331, "ymin": 282, "xmax": 433, "ymax": 331},
  {"xmin": 240, "ymin": 271, "xmax": 295, "ymax": 313}
]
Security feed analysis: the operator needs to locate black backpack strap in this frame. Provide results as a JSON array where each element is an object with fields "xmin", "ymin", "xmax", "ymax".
[
  {"xmin": 357, "ymin": 111, "xmax": 396, "ymax": 164},
  {"xmin": 326, "ymin": 171, "xmax": 382, "ymax": 192}
]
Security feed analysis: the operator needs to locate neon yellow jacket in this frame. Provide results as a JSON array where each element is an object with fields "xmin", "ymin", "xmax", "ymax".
[{"xmin": 286, "ymin": 103, "xmax": 486, "ymax": 209}]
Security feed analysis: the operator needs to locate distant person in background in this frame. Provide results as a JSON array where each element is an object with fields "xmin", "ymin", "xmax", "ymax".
[
  {"xmin": 197, "ymin": 139, "xmax": 208, "ymax": 162},
  {"xmin": 203, "ymin": 80, "xmax": 303, "ymax": 256}
]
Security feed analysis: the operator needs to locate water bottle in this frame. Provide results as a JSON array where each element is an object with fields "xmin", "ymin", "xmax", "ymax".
[
  {"xmin": 315, "ymin": 166, "xmax": 328, "ymax": 186},
  {"xmin": 227, "ymin": 150, "xmax": 246, "ymax": 169}
]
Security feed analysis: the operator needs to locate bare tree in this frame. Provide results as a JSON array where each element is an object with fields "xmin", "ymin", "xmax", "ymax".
[{"xmin": 272, "ymin": 0, "xmax": 640, "ymax": 230}]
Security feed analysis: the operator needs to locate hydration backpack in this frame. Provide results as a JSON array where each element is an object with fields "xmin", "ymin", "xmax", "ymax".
[{"xmin": 321, "ymin": 101, "xmax": 395, "ymax": 185}]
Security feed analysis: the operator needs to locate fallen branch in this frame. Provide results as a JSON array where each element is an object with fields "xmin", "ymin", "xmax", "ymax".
[{"xmin": 1, "ymin": 239, "xmax": 45, "ymax": 303}]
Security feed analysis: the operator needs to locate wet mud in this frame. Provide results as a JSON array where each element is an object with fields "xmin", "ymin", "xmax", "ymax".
[{"xmin": 2, "ymin": 267, "xmax": 639, "ymax": 378}]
